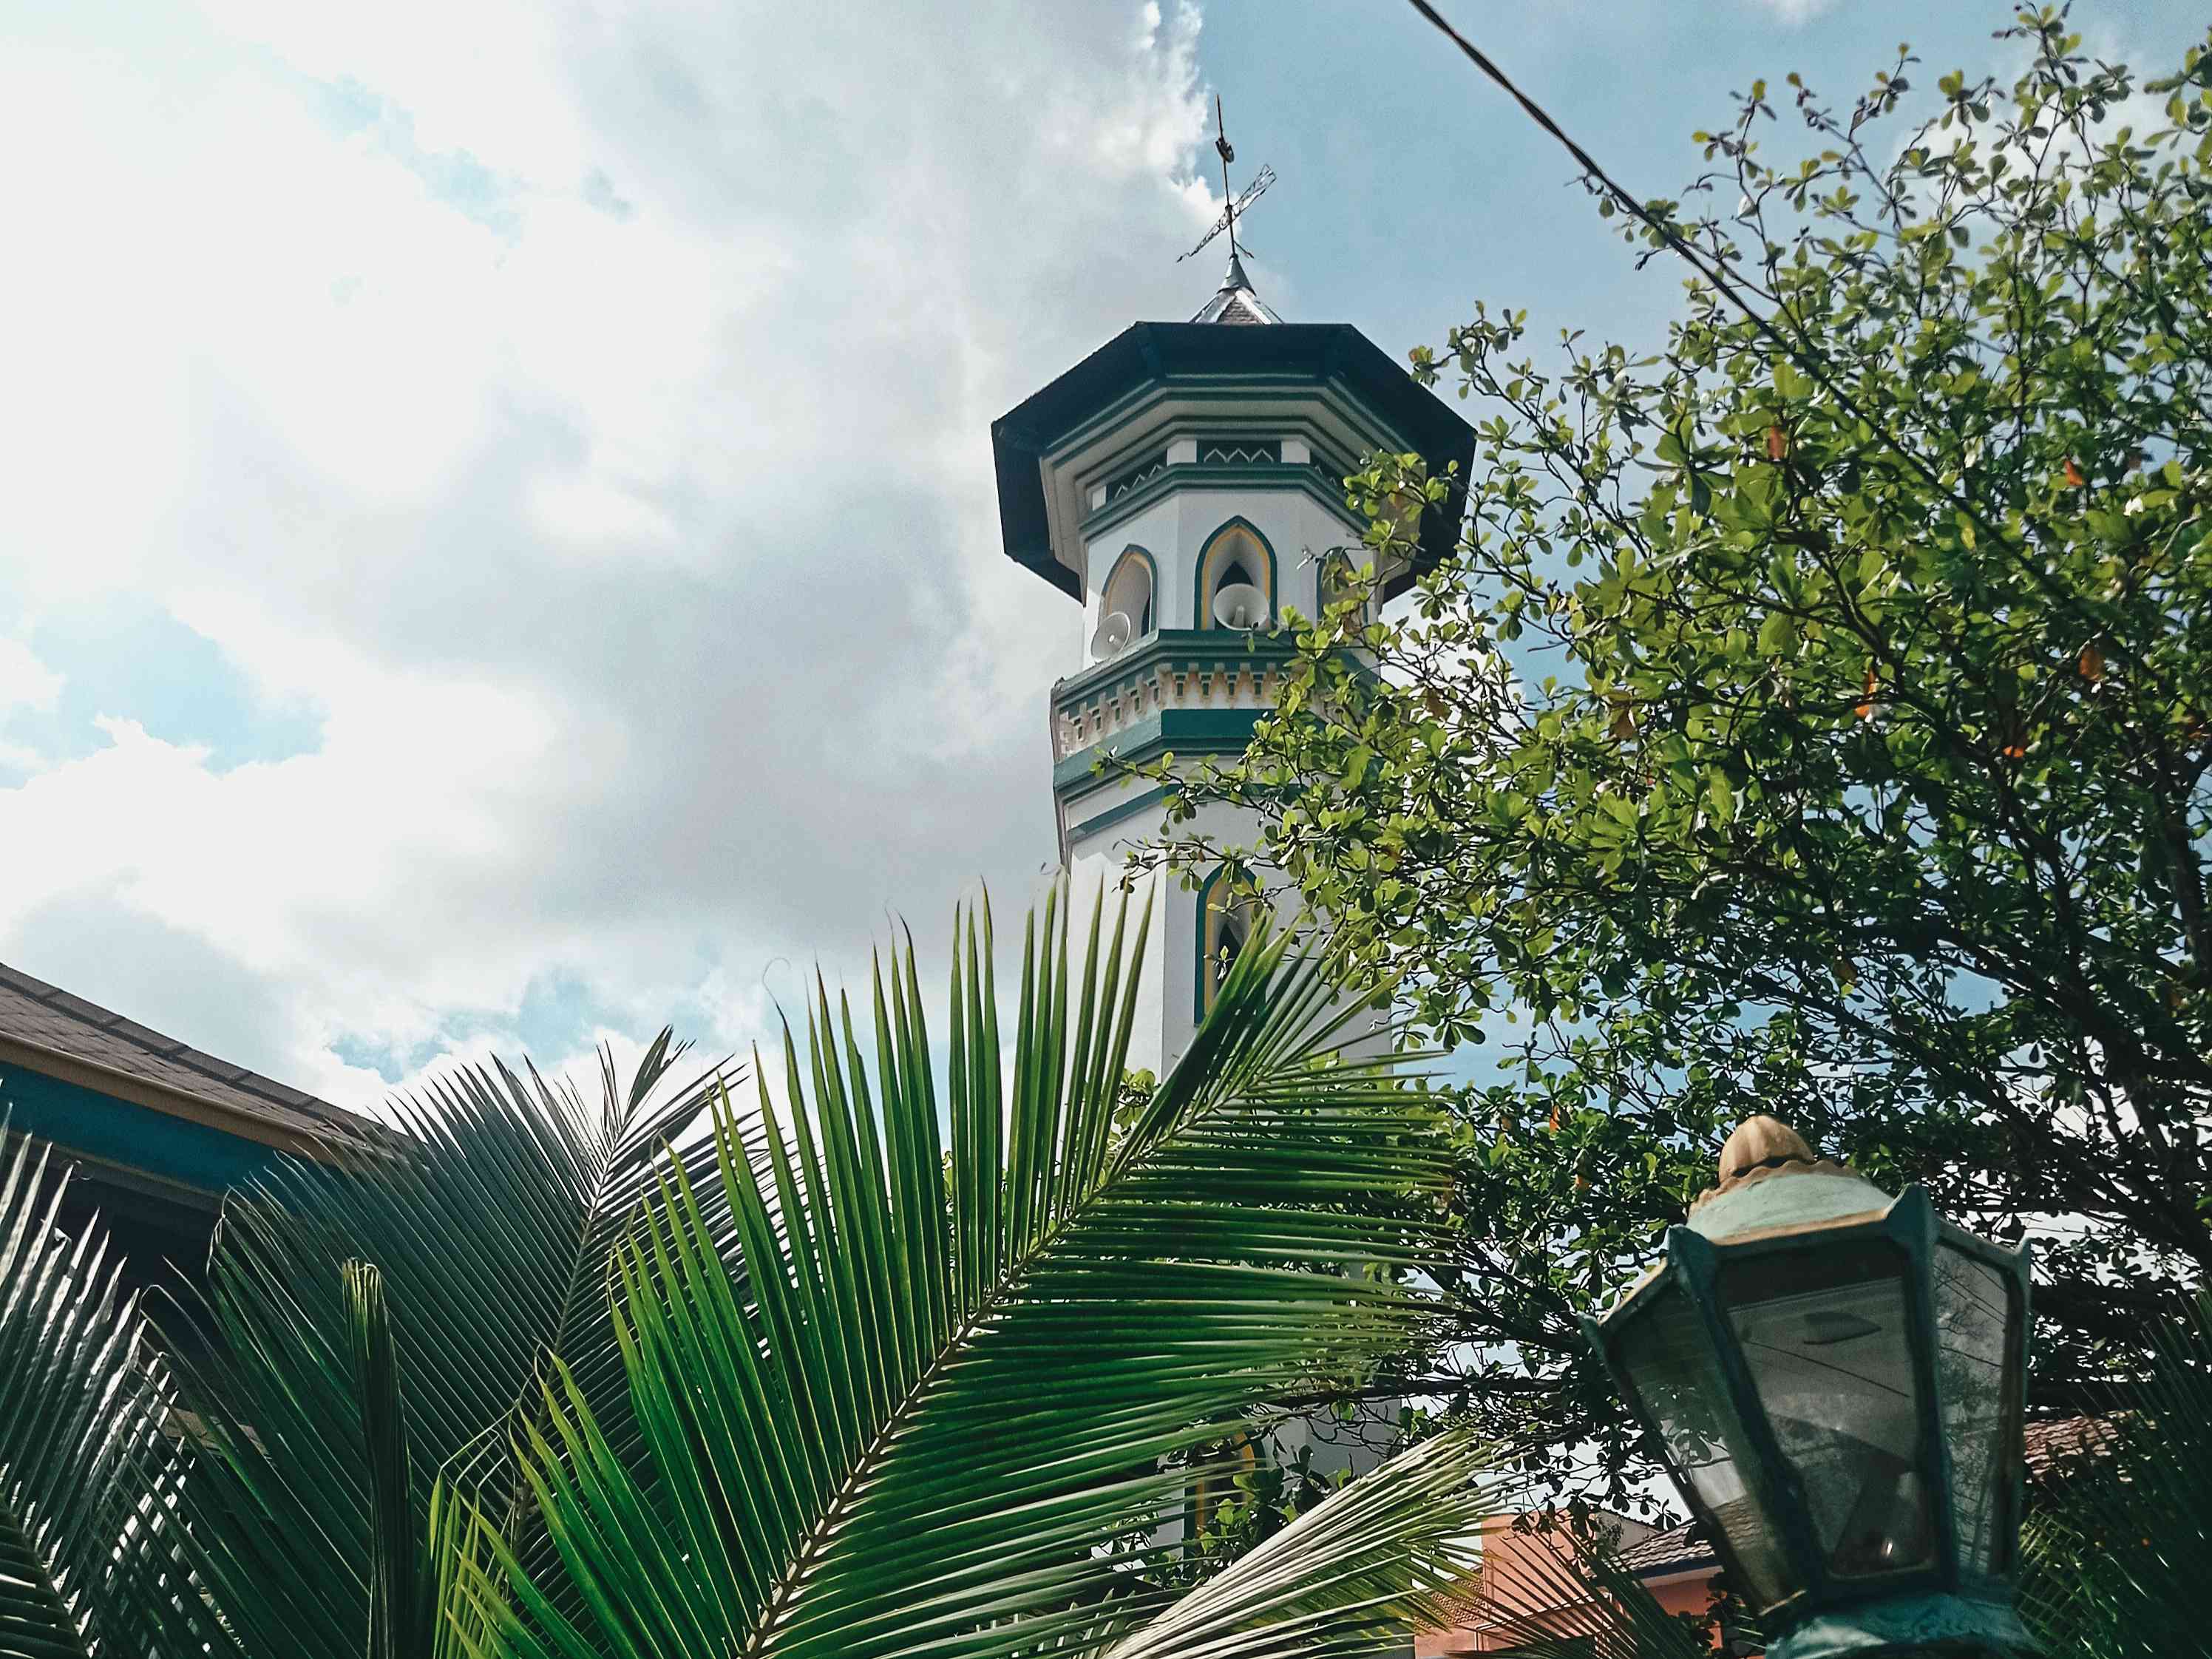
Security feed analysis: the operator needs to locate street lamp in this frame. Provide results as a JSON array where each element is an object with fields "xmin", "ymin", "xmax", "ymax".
[{"xmin": 1584, "ymin": 1116, "xmax": 2036, "ymax": 1659}]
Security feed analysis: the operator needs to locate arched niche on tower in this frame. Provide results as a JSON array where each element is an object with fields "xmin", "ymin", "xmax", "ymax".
[
  {"xmin": 1194, "ymin": 517, "xmax": 1277, "ymax": 630},
  {"xmin": 1195, "ymin": 866, "xmax": 1263, "ymax": 1020},
  {"xmin": 1098, "ymin": 545, "xmax": 1156, "ymax": 642}
]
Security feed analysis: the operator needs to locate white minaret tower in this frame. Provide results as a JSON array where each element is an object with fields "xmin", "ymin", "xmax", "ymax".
[{"xmin": 991, "ymin": 203, "xmax": 1473, "ymax": 1079}]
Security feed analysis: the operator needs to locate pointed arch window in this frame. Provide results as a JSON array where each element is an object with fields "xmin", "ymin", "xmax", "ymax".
[
  {"xmin": 1099, "ymin": 546, "xmax": 1156, "ymax": 645},
  {"xmin": 1198, "ymin": 869, "xmax": 1263, "ymax": 1017},
  {"xmin": 1186, "ymin": 1431, "xmax": 1259, "ymax": 1549},
  {"xmin": 1196, "ymin": 519, "xmax": 1275, "ymax": 630}
]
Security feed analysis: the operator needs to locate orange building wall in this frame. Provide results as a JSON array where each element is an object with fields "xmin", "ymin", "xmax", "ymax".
[{"xmin": 1415, "ymin": 1513, "xmax": 1727, "ymax": 1656}]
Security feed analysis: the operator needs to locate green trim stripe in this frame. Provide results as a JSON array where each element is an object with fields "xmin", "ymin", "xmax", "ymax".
[
  {"xmin": 0, "ymin": 1064, "xmax": 282, "ymax": 1195},
  {"xmin": 1044, "ymin": 379, "xmax": 1423, "ymax": 473},
  {"xmin": 1061, "ymin": 783, "xmax": 1171, "ymax": 842},
  {"xmin": 1082, "ymin": 462, "xmax": 1363, "ymax": 544},
  {"xmin": 1052, "ymin": 709, "xmax": 1262, "ymax": 795}
]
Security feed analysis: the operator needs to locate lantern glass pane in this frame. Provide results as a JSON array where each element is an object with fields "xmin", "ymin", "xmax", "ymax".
[
  {"xmin": 1934, "ymin": 1244, "xmax": 2015, "ymax": 1575},
  {"xmin": 1722, "ymin": 1245, "xmax": 1934, "ymax": 1581},
  {"xmin": 1616, "ymin": 1284, "xmax": 1794, "ymax": 1608}
]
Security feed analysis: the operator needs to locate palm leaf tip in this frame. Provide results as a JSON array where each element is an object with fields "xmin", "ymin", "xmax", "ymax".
[{"xmin": 347, "ymin": 1261, "xmax": 429, "ymax": 1659}]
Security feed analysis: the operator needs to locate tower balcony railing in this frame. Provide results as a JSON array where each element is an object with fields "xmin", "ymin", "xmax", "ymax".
[{"xmin": 1051, "ymin": 628, "xmax": 1303, "ymax": 761}]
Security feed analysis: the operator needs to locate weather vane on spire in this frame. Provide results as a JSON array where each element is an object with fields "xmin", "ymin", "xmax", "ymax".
[{"xmin": 1178, "ymin": 94, "xmax": 1275, "ymax": 265}]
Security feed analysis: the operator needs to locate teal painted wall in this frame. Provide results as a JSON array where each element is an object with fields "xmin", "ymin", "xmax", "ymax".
[{"xmin": 0, "ymin": 1063, "xmax": 285, "ymax": 1195}]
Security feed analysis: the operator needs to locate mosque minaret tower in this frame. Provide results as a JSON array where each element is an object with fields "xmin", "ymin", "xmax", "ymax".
[{"xmin": 990, "ymin": 209, "xmax": 1473, "ymax": 1078}]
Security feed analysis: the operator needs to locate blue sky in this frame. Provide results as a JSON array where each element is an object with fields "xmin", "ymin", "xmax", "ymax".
[
  {"xmin": 1170, "ymin": 1, "xmax": 2205, "ymax": 357},
  {"xmin": 0, "ymin": 0, "xmax": 2202, "ymax": 1107}
]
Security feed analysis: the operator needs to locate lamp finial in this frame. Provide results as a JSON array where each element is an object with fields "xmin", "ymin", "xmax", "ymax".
[{"xmin": 1717, "ymin": 1115, "xmax": 1817, "ymax": 1185}]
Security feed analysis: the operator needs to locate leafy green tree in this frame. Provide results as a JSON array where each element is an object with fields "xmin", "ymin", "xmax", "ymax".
[
  {"xmin": 0, "ymin": 892, "xmax": 1510, "ymax": 1659},
  {"xmin": 1147, "ymin": 10, "xmax": 2212, "ymax": 1494}
]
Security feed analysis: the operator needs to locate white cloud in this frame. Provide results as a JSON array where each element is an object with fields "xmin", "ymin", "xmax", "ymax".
[
  {"xmin": 0, "ymin": 639, "xmax": 62, "ymax": 716},
  {"xmin": 0, "ymin": 0, "xmax": 1223, "ymax": 1105},
  {"xmin": 1744, "ymin": 0, "xmax": 1838, "ymax": 21}
]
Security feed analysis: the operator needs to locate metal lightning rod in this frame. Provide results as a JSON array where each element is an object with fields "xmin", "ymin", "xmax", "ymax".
[{"xmin": 1177, "ymin": 95, "xmax": 1275, "ymax": 263}]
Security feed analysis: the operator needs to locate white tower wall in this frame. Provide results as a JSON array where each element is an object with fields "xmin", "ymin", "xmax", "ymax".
[
  {"xmin": 1059, "ymin": 475, "xmax": 1379, "ymax": 1076},
  {"xmin": 991, "ymin": 282, "xmax": 1468, "ymax": 1088},
  {"xmin": 992, "ymin": 276, "xmax": 1470, "ymax": 1579},
  {"xmin": 1080, "ymin": 487, "xmax": 1361, "ymax": 648}
]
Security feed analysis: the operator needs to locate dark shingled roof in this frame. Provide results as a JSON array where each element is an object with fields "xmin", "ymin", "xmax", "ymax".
[
  {"xmin": 0, "ymin": 960, "xmax": 355, "ymax": 1141},
  {"xmin": 1618, "ymin": 1519, "xmax": 1714, "ymax": 1578}
]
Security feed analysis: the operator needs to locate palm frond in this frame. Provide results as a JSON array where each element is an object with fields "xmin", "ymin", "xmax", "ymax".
[
  {"xmin": 0, "ymin": 1122, "xmax": 224, "ymax": 1659},
  {"xmin": 2020, "ymin": 1297, "xmax": 2212, "ymax": 1658},
  {"xmin": 1097, "ymin": 1425, "xmax": 1502, "ymax": 1659},
  {"xmin": 345, "ymin": 1257, "xmax": 442, "ymax": 1659},
  {"xmin": 171, "ymin": 1030, "xmax": 739, "ymax": 1659},
  {"xmin": 429, "ymin": 1473, "xmax": 512, "ymax": 1659},
  {"xmin": 459, "ymin": 886, "xmax": 1457, "ymax": 1659}
]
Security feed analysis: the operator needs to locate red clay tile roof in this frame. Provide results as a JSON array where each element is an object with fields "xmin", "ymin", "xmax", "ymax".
[
  {"xmin": 1618, "ymin": 1519, "xmax": 1714, "ymax": 1577},
  {"xmin": 2024, "ymin": 1415, "xmax": 2117, "ymax": 1481}
]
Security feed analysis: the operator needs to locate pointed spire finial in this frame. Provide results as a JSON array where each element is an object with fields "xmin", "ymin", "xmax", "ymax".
[{"xmin": 1181, "ymin": 95, "xmax": 1282, "ymax": 323}]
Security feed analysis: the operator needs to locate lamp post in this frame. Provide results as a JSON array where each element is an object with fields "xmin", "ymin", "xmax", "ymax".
[{"xmin": 1584, "ymin": 1117, "xmax": 2037, "ymax": 1659}]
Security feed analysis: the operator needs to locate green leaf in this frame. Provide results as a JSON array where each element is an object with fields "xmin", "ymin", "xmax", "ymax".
[
  {"xmin": 1706, "ymin": 767, "xmax": 1734, "ymax": 826},
  {"xmin": 1479, "ymin": 1524, "xmax": 1746, "ymax": 1657},
  {"xmin": 1098, "ymin": 1427, "xmax": 1513, "ymax": 1659},
  {"xmin": 2020, "ymin": 1301, "xmax": 2212, "ymax": 1656}
]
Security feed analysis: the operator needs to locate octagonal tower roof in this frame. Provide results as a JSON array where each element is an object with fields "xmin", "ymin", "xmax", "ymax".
[{"xmin": 990, "ymin": 274, "xmax": 1474, "ymax": 602}]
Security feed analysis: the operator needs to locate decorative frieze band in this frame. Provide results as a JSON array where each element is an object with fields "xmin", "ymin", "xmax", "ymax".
[{"xmin": 1054, "ymin": 659, "xmax": 1281, "ymax": 759}]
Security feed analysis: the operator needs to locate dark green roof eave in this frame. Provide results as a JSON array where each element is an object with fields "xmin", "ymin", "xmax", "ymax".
[
  {"xmin": 991, "ymin": 320, "xmax": 1475, "ymax": 603},
  {"xmin": 1005, "ymin": 541, "xmax": 1081, "ymax": 599}
]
